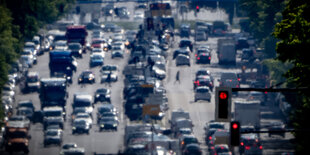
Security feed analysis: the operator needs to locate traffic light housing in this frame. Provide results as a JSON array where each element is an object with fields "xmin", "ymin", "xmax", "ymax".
[
  {"xmin": 215, "ymin": 87, "xmax": 231, "ymax": 122},
  {"xmin": 230, "ymin": 121, "xmax": 240, "ymax": 146},
  {"xmin": 196, "ymin": 5, "xmax": 200, "ymax": 12}
]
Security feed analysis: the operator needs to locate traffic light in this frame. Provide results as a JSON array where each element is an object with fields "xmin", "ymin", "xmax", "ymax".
[
  {"xmin": 230, "ymin": 121, "xmax": 240, "ymax": 146},
  {"xmin": 196, "ymin": 5, "xmax": 200, "ymax": 12},
  {"xmin": 215, "ymin": 87, "xmax": 231, "ymax": 122}
]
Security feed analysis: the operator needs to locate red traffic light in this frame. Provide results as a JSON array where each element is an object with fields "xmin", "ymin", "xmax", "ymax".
[
  {"xmin": 232, "ymin": 123, "xmax": 238, "ymax": 129},
  {"xmin": 219, "ymin": 92, "xmax": 228, "ymax": 100},
  {"xmin": 196, "ymin": 6, "xmax": 199, "ymax": 10}
]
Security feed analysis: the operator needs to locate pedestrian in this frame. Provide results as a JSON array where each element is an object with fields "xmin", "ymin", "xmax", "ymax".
[
  {"xmin": 175, "ymin": 70, "xmax": 180, "ymax": 84},
  {"xmin": 107, "ymin": 71, "xmax": 112, "ymax": 87}
]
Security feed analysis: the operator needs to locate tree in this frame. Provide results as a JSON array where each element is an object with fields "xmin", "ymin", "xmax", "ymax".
[{"xmin": 273, "ymin": 1, "xmax": 310, "ymax": 153}]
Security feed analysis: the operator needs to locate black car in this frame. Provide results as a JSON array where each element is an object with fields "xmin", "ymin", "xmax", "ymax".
[
  {"xmin": 183, "ymin": 144, "xmax": 202, "ymax": 155},
  {"xmin": 78, "ymin": 71, "xmax": 95, "ymax": 84},
  {"xmin": 99, "ymin": 117, "xmax": 118, "ymax": 131},
  {"xmin": 68, "ymin": 43, "xmax": 83, "ymax": 58},
  {"xmin": 179, "ymin": 39, "xmax": 193, "ymax": 52},
  {"xmin": 236, "ymin": 37, "xmax": 250, "ymax": 50},
  {"xmin": 94, "ymin": 88, "xmax": 111, "ymax": 103},
  {"xmin": 72, "ymin": 119, "xmax": 90, "ymax": 134},
  {"xmin": 173, "ymin": 48, "xmax": 190, "ymax": 59},
  {"xmin": 196, "ymin": 52, "xmax": 211, "ymax": 64}
]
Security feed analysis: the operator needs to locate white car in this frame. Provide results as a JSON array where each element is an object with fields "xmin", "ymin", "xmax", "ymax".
[
  {"xmin": 134, "ymin": 11, "xmax": 144, "ymax": 20},
  {"xmin": 194, "ymin": 86, "xmax": 211, "ymax": 102},
  {"xmin": 91, "ymin": 48, "xmax": 105, "ymax": 58},
  {"xmin": 75, "ymin": 113, "xmax": 93, "ymax": 128}
]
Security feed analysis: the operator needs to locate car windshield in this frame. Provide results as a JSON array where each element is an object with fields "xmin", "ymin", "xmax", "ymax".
[
  {"xmin": 46, "ymin": 130, "xmax": 59, "ymax": 136},
  {"xmin": 196, "ymin": 88, "xmax": 209, "ymax": 93},
  {"xmin": 184, "ymin": 137, "xmax": 198, "ymax": 144},
  {"xmin": 74, "ymin": 101, "xmax": 91, "ymax": 107},
  {"xmin": 69, "ymin": 44, "xmax": 81, "ymax": 49},
  {"xmin": 27, "ymin": 76, "xmax": 39, "ymax": 82},
  {"xmin": 209, "ymin": 124, "xmax": 224, "ymax": 129},
  {"xmin": 45, "ymin": 111, "xmax": 62, "ymax": 117},
  {"xmin": 74, "ymin": 120, "xmax": 87, "ymax": 125},
  {"xmin": 96, "ymin": 89, "xmax": 109, "ymax": 94}
]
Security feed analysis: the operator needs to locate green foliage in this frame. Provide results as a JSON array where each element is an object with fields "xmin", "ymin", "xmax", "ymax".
[{"xmin": 273, "ymin": 0, "xmax": 310, "ymax": 153}]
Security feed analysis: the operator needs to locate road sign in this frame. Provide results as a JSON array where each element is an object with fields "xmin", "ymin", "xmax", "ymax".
[{"xmin": 143, "ymin": 104, "xmax": 160, "ymax": 116}]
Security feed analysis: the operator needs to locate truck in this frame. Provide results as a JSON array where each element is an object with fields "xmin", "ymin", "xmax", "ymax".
[
  {"xmin": 3, "ymin": 122, "xmax": 30, "ymax": 154},
  {"xmin": 234, "ymin": 100, "xmax": 261, "ymax": 129},
  {"xmin": 39, "ymin": 78, "xmax": 68, "ymax": 109},
  {"xmin": 49, "ymin": 50, "xmax": 77, "ymax": 80},
  {"xmin": 66, "ymin": 25, "xmax": 88, "ymax": 49},
  {"xmin": 217, "ymin": 38, "xmax": 236, "ymax": 65}
]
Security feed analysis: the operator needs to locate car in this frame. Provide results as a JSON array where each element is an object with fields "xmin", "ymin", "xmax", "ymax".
[
  {"xmin": 91, "ymin": 48, "xmax": 105, "ymax": 57},
  {"xmin": 247, "ymin": 91, "xmax": 265, "ymax": 105},
  {"xmin": 21, "ymin": 49, "xmax": 36, "ymax": 64},
  {"xmin": 179, "ymin": 39, "xmax": 193, "ymax": 52},
  {"xmin": 194, "ymin": 86, "xmax": 211, "ymax": 102},
  {"xmin": 92, "ymin": 30, "xmax": 104, "ymax": 39},
  {"xmin": 72, "ymin": 118, "xmax": 90, "ymax": 134},
  {"xmin": 44, "ymin": 129, "xmax": 63, "ymax": 147},
  {"xmin": 54, "ymin": 40, "xmax": 68, "ymax": 50},
  {"xmin": 175, "ymin": 128, "xmax": 192, "ymax": 138},
  {"xmin": 239, "ymin": 134, "xmax": 263, "ymax": 155},
  {"xmin": 102, "ymin": 23, "xmax": 117, "ymax": 32},
  {"xmin": 99, "ymin": 117, "xmax": 118, "ymax": 131},
  {"xmin": 91, "ymin": 38, "xmax": 105, "ymax": 50},
  {"xmin": 193, "ymin": 75, "xmax": 214, "ymax": 91},
  {"xmin": 180, "ymin": 24, "xmax": 191, "ymax": 38},
  {"xmin": 173, "ymin": 48, "xmax": 190, "ymax": 59},
  {"xmin": 209, "ymin": 144, "xmax": 232, "ymax": 155},
  {"xmin": 75, "ymin": 113, "xmax": 92, "ymax": 128},
  {"xmin": 52, "ymin": 72, "xmax": 73, "ymax": 84},
  {"xmin": 176, "ymin": 54, "xmax": 190, "ymax": 66},
  {"xmin": 134, "ymin": 11, "xmax": 144, "ymax": 20},
  {"xmin": 73, "ymin": 93, "xmax": 94, "ymax": 114},
  {"xmin": 24, "ymin": 41, "xmax": 37, "ymax": 56},
  {"xmin": 68, "ymin": 43, "xmax": 83, "ymax": 58},
  {"xmin": 71, "ymin": 107, "xmax": 92, "ymax": 121},
  {"xmin": 196, "ymin": 69, "xmax": 210, "ymax": 77},
  {"xmin": 60, "ymin": 147, "xmax": 85, "ymax": 155},
  {"xmin": 204, "ymin": 121, "xmax": 225, "ymax": 132},
  {"xmin": 268, "ymin": 121, "xmax": 286, "ymax": 138},
  {"xmin": 219, "ymin": 72, "xmax": 240, "ymax": 88},
  {"xmin": 111, "ymin": 49, "xmax": 124, "ymax": 59},
  {"xmin": 94, "ymin": 88, "xmax": 111, "ymax": 103},
  {"xmin": 179, "ymin": 134, "xmax": 199, "ymax": 150},
  {"xmin": 17, "ymin": 100, "xmax": 35, "ymax": 112},
  {"xmin": 97, "ymin": 104, "xmax": 118, "ymax": 122},
  {"xmin": 196, "ymin": 52, "xmax": 211, "ymax": 64},
  {"xmin": 62, "ymin": 143, "xmax": 78, "ymax": 150},
  {"xmin": 236, "ymin": 37, "xmax": 250, "ymax": 50},
  {"xmin": 183, "ymin": 143, "xmax": 202, "ymax": 155},
  {"xmin": 195, "ymin": 31, "xmax": 207, "ymax": 41},
  {"xmin": 20, "ymin": 55, "xmax": 34, "ymax": 68},
  {"xmin": 25, "ymin": 71, "xmax": 40, "ymax": 92},
  {"xmin": 89, "ymin": 54, "xmax": 104, "ymax": 67},
  {"xmin": 100, "ymin": 65, "xmax": 118, "ymax": 83},
  {"xmin": 78, "ymin": 71, "xmax": 95, "ymax": 84},
  {"xmin": 16, "ymin": 107, "xmax": 34, "ymax": 121}
]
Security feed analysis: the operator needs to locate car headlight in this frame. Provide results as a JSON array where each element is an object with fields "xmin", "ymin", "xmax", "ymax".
[
  {"xmin": 113, "ymin": 124, "xmax": 117, "ymax": 127},
  {"xmin": 79, "ymin": 50, "xmax": 82, "ymax": 54},
  {"xmin": 72, "ymin": 127, "xmax": 76, "ymax": 130},
  {"xmin": 79, "ymin": 78, "xmax": 82, "ymax": 81},
  {"xmin": 67, "ymin": 76, "xmax": 71, "ymax": 80},
  {"xmin": 100, "ymin": 124, "xmax": 104, "ymax": 127},
  {"xmin": 96, "ymin": 94, "xmax": 100, "ymax": 98},
  {"xmin": 88, "ymin": 77, "xmax": 93, "ymax": 81},
  {"xmin": 8, "ymin": 142, "xmax": 12, "ymax": 145}
]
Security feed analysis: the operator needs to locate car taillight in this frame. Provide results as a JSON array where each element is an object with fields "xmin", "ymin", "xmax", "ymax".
[
  {"xmin": 259, "ymin": 146, "xmax": 263, "ymax": 150},
  {"xmin": 236, "ymin": 85, "xmax": 239, "ymax": 88},
  {"xmin": 197, "ymin": 57, "xmax": 200, "ymax": 60},
  {"xmin": 195, "ymin": 54, "xmax": 197, "ymax": 57},
  {"xmin": 238, "ymin": 78, "xmax": 241, "ymax": 81},
  {"xmin": 209, "ymin": 56, "xmax": 211, "ymax": 60},
  {"xmin": 240, "ymin": 142, "xmax": 244, "ymax": 146},
  {"xmin": 245, "ymin": 146, "xmax": 250, "ymax": 150},
  {"xmin": 209, "ymin": 136, "xmax": 212, "ymax": 140},
  {"xmin": 203, "ymin": 53, "xmax": 205, "ymax": 56}
]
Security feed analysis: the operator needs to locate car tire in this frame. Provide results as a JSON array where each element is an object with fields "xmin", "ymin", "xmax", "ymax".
[{"xmin": 87, "ymin": 131, "xmax": 90, "ymax": 135}]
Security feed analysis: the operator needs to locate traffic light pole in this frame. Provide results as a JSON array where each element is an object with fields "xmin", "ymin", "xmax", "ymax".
[{"xmin": 231, "ymin": 87, "xmax": 309, "ymax": 92}]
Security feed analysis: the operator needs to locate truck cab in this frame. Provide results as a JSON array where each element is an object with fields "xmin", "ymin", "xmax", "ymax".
[{"xmin": 40, "ymin": 78, "xmax": 67, "ymax": 108}]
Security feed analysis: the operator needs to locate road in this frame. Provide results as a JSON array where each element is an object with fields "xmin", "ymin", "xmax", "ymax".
[{"xmin": 4, "ymin": 1, "xmax": 295, "ymax": 155}]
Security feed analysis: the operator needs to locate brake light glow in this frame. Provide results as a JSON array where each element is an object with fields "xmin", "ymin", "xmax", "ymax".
[
  {"xmin": 209, "ymin": 56, "xmax": 211, "ymax": 60},
  {"xmin": 209, "ymin": 136, "xmax": 212, "ymax": 140},
  {"xmin": 238, "ymin": 78, "xmax": 241, "ymax": 81},
  {"xmin": 240, "ymin": 142, "xmax": 244, "ymax": 146},
  {"xmin": 259, "ymin": 146, "xmax": 263, "ymax": 150},
  {"xmin": 195, "ymin": 54, "xmax": 197, "ymax": 57},
  {"xmin": 245, "ymin": 146, "xmax": 250, "ymax": 150}
]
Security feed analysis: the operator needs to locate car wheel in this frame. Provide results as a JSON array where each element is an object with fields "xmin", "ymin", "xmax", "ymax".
[
  {"xmin": 87, "ymin": 131, "xmax": 90, "ymax": 135},
  {"xmin": 72, "ymin": 131, "xmax": 75, "ymax": 135}
]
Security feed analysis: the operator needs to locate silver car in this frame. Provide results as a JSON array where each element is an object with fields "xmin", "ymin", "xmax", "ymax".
[
  {"xmin": 176, "ymin": 54, "xmax": 190, "ymax": 66},
  {"xmin": 194, "ymin": 86, "xmax": 211, "ymax": 102}
]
